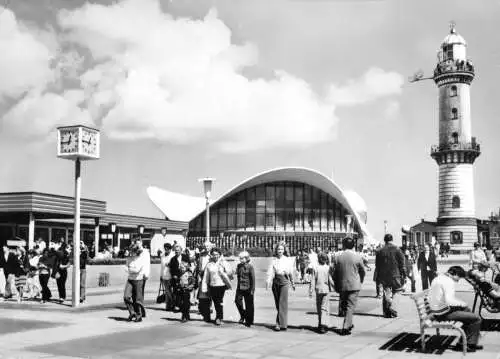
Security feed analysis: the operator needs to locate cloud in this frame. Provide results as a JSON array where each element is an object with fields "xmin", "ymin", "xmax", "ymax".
[
  {"xmin": 327, "ymin": 67, "xmax": 404, "ymax": 106},
  {"xmin": 1, "ymin": 0, "xmax": 404, "ymax": 152},
  {"xmin": 0, "ymin": 7, "xmax": 55, "ymax": 100}
]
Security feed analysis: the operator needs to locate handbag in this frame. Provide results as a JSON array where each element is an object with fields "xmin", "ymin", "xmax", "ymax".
[{"xmin": 156, "ymin": 280, "xmax": 166, "ymax": 304}]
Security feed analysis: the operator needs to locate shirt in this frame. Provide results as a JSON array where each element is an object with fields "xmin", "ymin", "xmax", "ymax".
[
  {"xmin": 126, "ymin": 253, "xmax": 148, "ymax": 280},
  {"xmin": 141, "ymin": 249, "xmax": 151, "ymax": 279},
  {"xmin": 310, "ymin": 264, "xmax": 332, "ymax": 294},
  {"xmin": 236, "ymin": 262, "xmax": 255, "ymax": 293},
  {"xmin": 202, "ymin": 259, "xmax": 232, "ymax": 292},
  {"xmin": 470, "ymin": 249, "xmax": 486, "ymax": 267},
  {"xmin": 428, "ymin": 273, "xmax": 467, "ymax": 315},
  {"xmin": 160, "ymin": 252, "xmax": 174, "ymax": 280},
  {"xmin": 266, "ymin": 256, "xmax": 294, "ymax": 286}
]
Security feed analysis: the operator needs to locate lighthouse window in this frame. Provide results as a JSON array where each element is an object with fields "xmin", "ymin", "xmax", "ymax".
[
  {"xmin": 451, "ymin": 108, "xmax": 458, "ymax": 119},
  {"xmin": 452, "ymin": 196, "xmax": 460, "ymax": 208},
  {"xmin": 450, "ymin": 85, "xmax": 457, "ymax": 97},
  {"xmin": 450, "ymin": 231, "xmax": 463, "ymax": 244},
  {"xmin": 452, "ymin": 132, "xmax": 459, "ymax": 144}
]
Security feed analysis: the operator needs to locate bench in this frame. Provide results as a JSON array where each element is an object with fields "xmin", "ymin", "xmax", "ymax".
[
  {"xmin": 465, "ymin": 278, "xmax": 500, "ymax": 319},
  {"xmin": 411, "ymin": 290, "xmax": 467, "ymax": 355}
]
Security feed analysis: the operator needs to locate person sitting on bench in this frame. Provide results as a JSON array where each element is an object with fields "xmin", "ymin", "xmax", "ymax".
[{"xmin": 468, "ymin": 269, "xmax": 500, "ymax": 306}]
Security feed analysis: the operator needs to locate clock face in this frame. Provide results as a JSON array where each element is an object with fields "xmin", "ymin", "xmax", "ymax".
[
  {"xmin": 60, "ymin": 129, "xmax": 79, "ymax": 153},
  {"xmin": 81, "ymin": 129, "xmax": 99, "ymax": 157}
]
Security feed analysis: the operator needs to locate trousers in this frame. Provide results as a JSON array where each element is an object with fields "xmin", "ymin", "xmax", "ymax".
[
  {"xmin": 437, "ymin": 308, "xmax": 481, "ymax": 345},
  {"xmin": 80, "ymin": 269, "xmax": 86, "ymax": 302},
  {"xmin": 124, "ymin": 279, "xmax": 144, "ymax": 318},
  {"xmin": 56, "ymin": 270, "xmax": 68, "ymax": 300},
  {"xmin": 209, "ymin": 286, "xmax": 226, "ymax": 320},
  {"xmin": 382, "ymin": 285, "xmax": 399, "ymax": 316},
  {"xmin": 315, "ymin": 292, "xmax": 330, "ymax": 327},
  {"xmin": 235, "ymin": 289, "xmax": 254, "ymax": 325},
  {"xmin": 272, "ymin": 275, "xmax": 289, "ymax": 328},
  {"xmin": 339, "ymin": 291, "xmax": 359, "ymax": 329},
  {"xmin": 420, "ymin": 270, "xmax": 436, "ymax": 290},
  {"xmin": 162, "ymin": 279, "xmax": 174, "ymax": 310},
  {"xmin": 39, "ymin": 273, "xmax": 52, "ymax": 301}
]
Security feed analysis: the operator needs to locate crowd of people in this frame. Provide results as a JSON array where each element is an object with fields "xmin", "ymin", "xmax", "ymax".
[{"xmin": 0, "ymin": 238, "xmax": 88, "ymax": 304}]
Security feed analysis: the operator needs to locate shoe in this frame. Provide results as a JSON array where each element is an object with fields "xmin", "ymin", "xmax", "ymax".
[
  {"xmin": 469, "ymin": 344, "xmax": 483, "ymax": 350},
  {"xmin": 127, "ymin": 314, "xmax": 136, "ymax": 322},
  {"xmin": 245, "ymin": 323, "xmax": 252, "ymax": 328},
  {"xmin": 134, "ymin": 317, "xmax": 143, "ymax": 323},
  {"xmin": 274, "ymin": 325, "xmax": 281, "ymax": 332},
  {"xmin": 318, "ymin": 326, "xmax": 327, "ymax": 334},
  {"xmin": 239, "ymin": 318, "xmax": 245, "ymax": 324},
  {"xmin": 181, "ymin": 317, "xmax": 187, "ymax": 323},
  {"xmin": 215, "ymin": 319, "xmax": 222, "ymax": 326}
]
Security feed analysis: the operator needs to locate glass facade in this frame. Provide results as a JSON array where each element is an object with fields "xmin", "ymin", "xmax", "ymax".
[{"xmin": 189, "ymin": 181, "xmax": 358, "ymax": 235}]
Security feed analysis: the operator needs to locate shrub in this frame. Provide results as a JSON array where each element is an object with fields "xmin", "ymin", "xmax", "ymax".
[
  {"xmin": 88, "ymin": 257, "xmax": 161, "ymax": 266},
  {"xmin": 222, "ymin": 247, "xmax": 273, "ymax": 258}
]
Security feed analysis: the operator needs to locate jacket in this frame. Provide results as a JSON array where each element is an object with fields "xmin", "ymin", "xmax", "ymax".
[
  {"xmin": 375, "ymin": 243, "xmax": 406, "ymax": 287},
  {"xmin": 417, "ymin": 251, "xmax": 437, "ymax": 273},
  {"xmin": 236, "ymin": 262, "xmax": 255, "ymax": 293},
  {"xmin": 332, "ymin": 249, "xmax": 365, "ymax": 292}
]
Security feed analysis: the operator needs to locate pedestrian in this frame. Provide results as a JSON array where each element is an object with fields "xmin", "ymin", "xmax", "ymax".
[
  {"xmin": 296, "ymin": 250, "xmax": 306, "ymax": 283},
  {"xmin": 53, "ymin": 242, "xmax": 70, "ymax": 303},
  {"xmin": 235, "ymin": 251, "xmax": 255, "ymax": 327},
  {"xmin": 429, "ymin": 266, "xmax": 482, "ymax": 353},
  {"xmin": 417, "ymin": 243, "xmax": 437, "ymax": 290},
  {"xmin": 0, "ymin": 245, "xmax": 8, "ymax": 300},
  {"xmin": 373, "ymin": 244, "xmax": 383, "ymax": 298},
  {"xmin": 309, "ymin": 252, "xmax": 334, "ymax": 334},
  {"xmin": 80, "ymin": 241, "xmax": 88, "ymax": 304},
  {"xmin": 13, "ymin": 246, "xmax": 29, "ymax": 302},
  {"xmin": 375, "ymin": 234, "xmax": 406, "ymax": 318},
  {"xmin": 26, "ymin": 249, "xmax": 41, "ymax": 299},
  {"xmin": 332, "ymin": 237, "xmax": 365, "ymax": 335},
  {"xmin": 135, "ymin": 238, "xmax": 150, "ymax": 318},
  {"xmin": 124, "ymin": 243, "xmax": 148, "ymax": 322},
  {"xmin": 160, "ymin": 243, "xmax": 174, "ymax": 311},
  {"xmin": 37, "ymin": 248, "xmax": 55, "ymax": 303},
  {"xmin": 196, "ymin": 242, "xmax": 212, "ymax": 322},
  {"xmin": 403, "ymin": 249, "xmax": 416, "ymax": 293},
  {"xmin": 4, "ymin": 246, "xmax": 19, "ymax": 300},
  {"xmin": 169, "ymin": 244, "xmax": 185, "ymax": 311},
  {"xmin": 201, "ymin": 247, "xmax": 233, "ymax": 326},
  {"xmin": 470, "ymin": 242, "xmax": 487, "ymax": 270},
  {"xmin": 266, "ymin": 242, "xmax": 295, "ymax": 331},
  {"xmin": 178, "ymin": 261, "xmax": 195, "ymax": 322}
]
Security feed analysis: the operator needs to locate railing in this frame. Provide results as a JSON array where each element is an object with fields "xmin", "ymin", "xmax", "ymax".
[
  {"xmin": 434, "ymin": 59, "xmax": 474, "ymax": 76},
  {"xmin": 186, "ymin": 234, "xmax": 358, "ymax": 256},
  {"xmin": 431, "ymin": 142, "xmax": 480, "ymax": 154}
]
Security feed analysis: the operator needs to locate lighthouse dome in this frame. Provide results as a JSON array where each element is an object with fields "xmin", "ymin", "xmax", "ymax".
[{"xmin": 442, "ymin": 26, "xmax": 466, "ymax": 47}]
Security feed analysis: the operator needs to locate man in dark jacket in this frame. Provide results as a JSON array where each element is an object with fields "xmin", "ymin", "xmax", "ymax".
[
  {"xmin": 375, "ymin": 234, "xmax": 406, "ymax": 318},
  {"xmin": 417, "ymin": 243, "xmax": 438, "ymax": 290}
]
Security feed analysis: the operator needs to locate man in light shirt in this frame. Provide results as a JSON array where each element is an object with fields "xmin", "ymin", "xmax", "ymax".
[
  {"xmin": 428, "ymin": 266, "xmax": 482, "ymax": 352},
  {"xmin": 124, "ymin": 242, "xmax": 148, "ymax": 322},
  {"xmin": 160, "ymin": 243, "xmax": 174, "ymax": 311},
  {"xmin": 469, "ymin": 242, "xmax": 487, "ymax": 270},
  {"xmin": 136, "ymin": 238, "xmax": 150, "ymax": 318}
]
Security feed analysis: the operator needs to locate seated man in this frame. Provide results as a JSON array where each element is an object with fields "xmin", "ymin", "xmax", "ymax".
[
  {"xmin": 429, "ymin": 266, "xmax": 482, "ymax": 353},
  {"xmin": 468, "ymin": 269, "xmax": 500, "ymax": 306}
]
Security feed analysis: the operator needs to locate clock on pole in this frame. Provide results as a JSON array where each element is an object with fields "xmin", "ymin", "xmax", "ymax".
[{"xmin": 57, "ymin": 125, "xmax": 100, "ymax": 308}]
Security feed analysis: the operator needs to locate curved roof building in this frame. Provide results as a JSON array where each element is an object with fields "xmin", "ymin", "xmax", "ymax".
[{"xmin": 148, "ymin": 167, "xmax": 373, "ymax": 251}]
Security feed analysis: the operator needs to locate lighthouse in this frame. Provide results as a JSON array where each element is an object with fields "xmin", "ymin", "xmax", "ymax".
[{"xmin": 430, "ymin": 24, "xmax": 480, "ymax": 253}]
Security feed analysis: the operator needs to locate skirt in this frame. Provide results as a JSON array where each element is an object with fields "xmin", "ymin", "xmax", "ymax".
[{"xmin": 15, "ymin": 275, "xmax": 27, "ymax": 288}]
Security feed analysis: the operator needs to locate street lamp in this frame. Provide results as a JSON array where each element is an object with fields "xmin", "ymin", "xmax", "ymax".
[
  {"xmin": 345, "ymin": 214, "xmax": 353, "ymax": 234},
  {"xmin": 109, "ymin": 222, "xmax": 117, "ymax": 247},
  {"xmin": 57, "ymin": 125, "xmax": 100, "ymax": 308},
  {"xmin": 199, "ymin": 177, "xmax": 215, "ymax": 242},
  {"xmin": 137, "ymin": 225, "xmax": 145, "ymax": 235},
  {"xmin": 384, "ymin": 220, "xmax": 388, "ymax": 235}
]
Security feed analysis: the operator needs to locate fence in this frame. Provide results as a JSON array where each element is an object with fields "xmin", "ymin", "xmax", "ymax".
[{"xmin": 187, "ymin": 234, "xmax": 359, "ymax": 256}]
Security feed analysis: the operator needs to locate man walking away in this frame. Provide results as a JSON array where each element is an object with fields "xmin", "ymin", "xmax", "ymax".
[
  {"xmin": 429, "ymin": 266, "xmax": 482, "ymax": 352},
  {"xmin": 332, "ymin": 237, "xmax": 365, "ymax": 335},
  {"xmin": 375, "ymin": 234, "xmax": 405, "ymax": 318}
]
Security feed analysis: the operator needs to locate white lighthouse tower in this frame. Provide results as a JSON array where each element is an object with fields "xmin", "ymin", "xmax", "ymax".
[{"xmin": 430, "ymin": 24, "xmax": 480, "ymax": 253}]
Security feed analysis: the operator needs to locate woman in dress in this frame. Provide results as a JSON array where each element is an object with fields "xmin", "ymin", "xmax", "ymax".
[
  {"xmin": 13, "ymin": 247, "xmax": 29, "ymax": 303},
  {"xmin": 266, "ymin": 242, "xmax": 295, "ymax": 331}
]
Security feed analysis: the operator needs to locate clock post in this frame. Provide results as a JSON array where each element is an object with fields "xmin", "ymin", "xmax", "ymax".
[{"xmin": 57, "ymin": 125, "xmax": 100, "ymax": 308}]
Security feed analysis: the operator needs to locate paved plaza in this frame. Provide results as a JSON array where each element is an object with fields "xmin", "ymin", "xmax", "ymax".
[{"xmin": 1, "ymin": 262, "xmax": 500, "ymax": 359}]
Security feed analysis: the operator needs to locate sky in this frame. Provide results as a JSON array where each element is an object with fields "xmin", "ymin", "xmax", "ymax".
[{"xmin": 1, "ymin": 0, "xmax": 500, "ymax": 243}]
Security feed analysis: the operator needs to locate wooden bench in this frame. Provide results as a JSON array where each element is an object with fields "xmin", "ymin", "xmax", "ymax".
[{"xmin": 411, "ymin": 290, "xmax": 467, "ymax": 355}]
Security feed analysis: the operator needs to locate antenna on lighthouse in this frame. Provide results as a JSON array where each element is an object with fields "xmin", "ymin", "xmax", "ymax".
[{"xmin": 408, "ymin": 69, "xmax": 434, "ymax": 83}]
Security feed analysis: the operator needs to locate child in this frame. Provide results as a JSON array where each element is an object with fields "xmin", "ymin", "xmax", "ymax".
[
  {"xmin": 235, "ymin": 251, "xmax": 255, "ymax": 327},
  {"xmin": 178, "ymin": 261, "xmax": 195, "ymax": 322},
  {"xmin": 309, "ymin": 252, "xmax": 334, "ymax": 334}
]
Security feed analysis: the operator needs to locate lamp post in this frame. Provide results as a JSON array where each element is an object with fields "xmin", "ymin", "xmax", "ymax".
[
  {"xmin": 199, "ymin": 178, "xmax": 215, "ymax": 242},
  {"xmin": 384, "ymin": 220, "xmax": 388, "ymax": 235},
  {"xmin": 109, "ymin": 222, "xmax": 117, "ymax": 247},
  {"xmin": 138, "ymin": 224, "xmax": 145, "ymax": 235},
  {"xmin": 57, "ymin": 125, "xmax": 100, "ymax": 308}
]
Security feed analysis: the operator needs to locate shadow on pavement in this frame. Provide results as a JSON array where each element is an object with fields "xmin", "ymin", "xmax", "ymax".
[
  {"xmin": 108, "ymin": 316, "xmax": 132, "ymax": 322},
  {"xmin": 379, "ymin": 332, "xmax": 457, "ymax": 355}
]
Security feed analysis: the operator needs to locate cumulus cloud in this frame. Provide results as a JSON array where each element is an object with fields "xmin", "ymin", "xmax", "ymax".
[
  {"xmin": 327, "ymin": 67, "xmax": 404, "ymax": 107},
  {"xmin": 1, "ymin": 0, "xmax": 404, "ymax": 152},
  {"xmin": 0, "ymin": 7, "xmax": 55, "ymax": 100}
]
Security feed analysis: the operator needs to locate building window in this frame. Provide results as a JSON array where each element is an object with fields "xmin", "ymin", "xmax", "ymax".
[
  {"xmin": 450, "ymin": 231, "xmax": 463, "ymax": 244},
  {"xmin": 452, "ymin": 132, "xmax": 459, "ymax": 144},
  {"xmin": 452, "ymin": 195, "xmax": 460, "ymax": 208},
  {"xmin": 451, "ymin": 108, "xmax": 458, "ymax": 120},
  {"xmin": 450, "ymin": 85, "xmax": 457, "ymax": 97}
]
